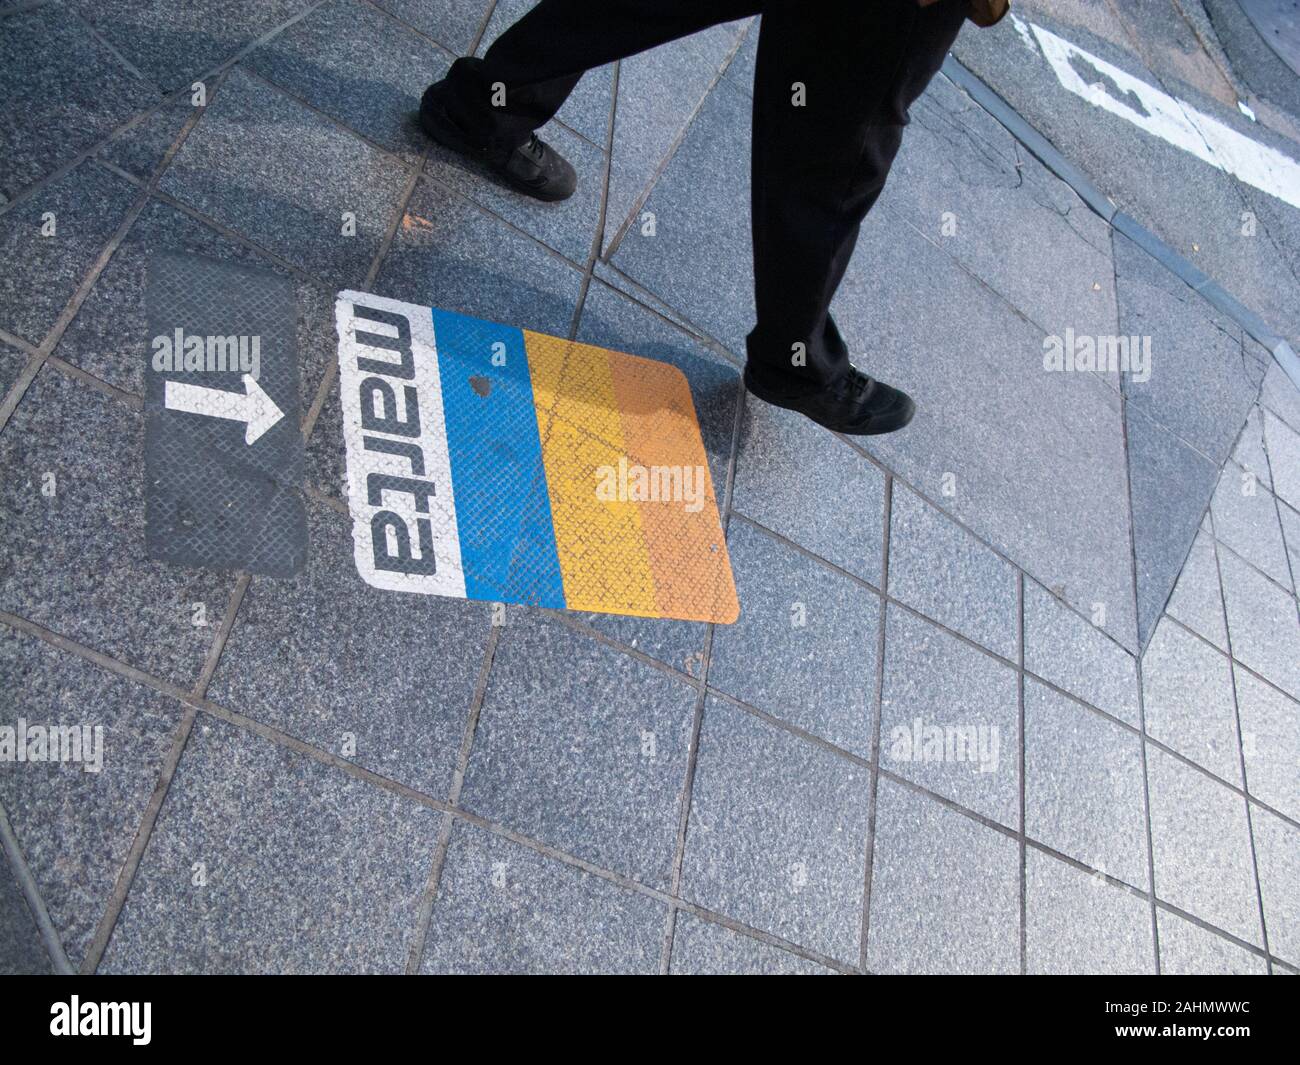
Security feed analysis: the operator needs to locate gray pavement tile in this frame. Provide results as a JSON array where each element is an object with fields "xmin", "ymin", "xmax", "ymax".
[
  {"xmin": 866, "ymin": 777, "xmax": 1019, "ymax": 975},
  {"xmin": 0, "ymin": 4, "xmax": 156, "ymax": 199},
  {"xmin": 1262, "ymin": 359, "xmax": 1300, "ymax": 433},
  {"xmin": 731, "ymin": 397, "xmax": 885, "ymax": 585},
  {"xmin": 420, "ymin": 821, "xmax": 664, "ymax": 974},
  {"xmin": 1125, "ymin": 402, "xmax": 1220, "ymax": 647},
  {"xmin": 1243, "ymin": 334, "xmax": 1276, "ymax": 377},
  {"xmin": 1025, "ymin": 848, "xmax": 1154, "ymax": 974},
  {"xmin": 0, "ymin": 161, "xmax": 140, "ymax": 346},
  {"xmin": 591, "ymin": 258, "xmax": 701, "ymax": 334},
  {"xmin": 1231, "ymin": 406, "xmax": 1272, "ymax": 490},
  {"xmin": 1157, "ymin": 910, "xmax": 1268, "ymax": 974},
  {"xmin": 609, "ymin": 77, "xmax": 752, "ymax": 356},
  {"xmin": 371, "ymin": 0, "xmax": 488, "ymax": 53},
  {"xmin": 371, "ymin": 174, "xmax": 583, "ymax": 335},
  {"xmin": 887, "ymin": 484, "xmax": 1018, "ymax": 661},
  {"xmin": 1218, "ymin": 546, "xmax": 1300, "ymax": 698},
  {"xmin": 1242, "ymin": 187, "xmax": 1300, "ymax": 331},
  {"xmin": 0, "ymin": 629, "xmax": 184, "ymax": 969},
  {"xmin": 1238, "ymin": 164, "xmax": 1300, "ymax": 316},
  {"xmin": 1280, "ymin": 499, "xmax": 1300, "ymax": 580},
  {"xmin": 708, "ymin": 519, "xmax": 880, "ymax": 756},
  {"xmin": 669, "ymin": 911, "xmax": 831, "ymax": 975},
  {"xmin": 1109, "ymin": 206, "xmax": 1217, "ymax": 304},
  {"xmin": 69, "ymin": 0, "xmax": 311, "ymax": 93},
  {"xmin": 1258, "ymin": 340, "xmax": 1289, "ymax": 382},
  {"xmin": 1237, "ymin": 343, "xmax": 1279, "ymax": 390},
  {"xmin": 883, "ymin": 73, "xmax": 1119, "ymax": 349},
  {"xmin": 1024, "ymin": 678, "xmax": 1148, "ymax": 886},
  {"xmin": 1141, "ymin": 616, "xmax": 1242, "ymax": 785},
  {"xmin": 1263, "ymin": 407, "xmax": 1300, "ymax": 513},
  {"xmin": 0, "ymin": 343, "xmax": 26, "ymax": 397},
  {"xmin": 159, "ymin": 68, "xmax": 411, "ymax": 288},
  {"xmin": 567, "ymin": 609, "xmax": 705, "ymax": 681},
  {"xmin": 425, "ymin": 117, "xmax": 603, "ymax": 264},
  {"xmin": 680, "ymin": 696, "xmax": 872, "ymax": 965},
  {"xmin": 206, "ymin": 499, "xmax": 487, "ymax": 798},
  {"xmin": 604, "ymin": 21, "xmax": 746, "ymax": 256},
  {"xmin": 0, "ymin": 848, "xmax": 51, "ymax": 975},
  {"xmin": 1166, "ymin": 530, "xmax": 1229, "ymax": 651},
  {"xmin": 878, "ymin": 606, "xmax": 1019, "ymax": 828},
  {"xmin": 244, "ymin": 0, "xmax": 452, "ymax": 163},
  {"xmin": 721, "ymin": 18, "xmax": 758, "ymax": 94},
  {"xmin": 52, "ymin": 198, "xmax": 335, "ymax": 415},
  {"xmin": 837, "ymin": 208, "xmax": 1137, "ymax": 650},
  {"xmin": 459, "ymin": 611, "xmax": 696, "ymax": 888},
  {"xmin": 957, "ymin": 10, "xmax": 1300, "ymax": 347},
  {"xmin": 0, "ymin": 368, "xmax": 235, "ymax": 687},
  {"xmin": 1210, "ymin": 461, "xmax": 1292, "ymax": 588},
  {"xmin": 100, "ymin": 714, "xmax": 441, "ymax": 973},
  {"xmin": 1251, "ymin": 804, "xmax": 1300, "ymax": 967},
  {"xmin": 1024, "ymin": 578, "xmax": 1140, "ymax": 725},
  {"xmin": 96, "ymin": 97, "xmax": 196, "ymax": 181},
  {"xmin": 570, "ymin": 281, "xmax": 740, "ymax": 671},
  {"xmin": 1236, "ymin": 666, "xmax": 1300, "ymax": 824},
  {"xmin": 1146, "ymin": 745, "xmax": 1264, "ymax": 946},
  {"xmin": 475, "ymin": 0, "xmax": 614, "ymax": 146}
]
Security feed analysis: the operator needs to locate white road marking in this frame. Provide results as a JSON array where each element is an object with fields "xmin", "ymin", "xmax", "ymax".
[
  {"xmin": 1009, "ymin": 12, "xmax": 1036, "ymax": 52},
  {"xmin": 164, "ymin": 374, "xmax": 284, "ymax": 445},
  {"xmin": 1031, "ymin": 22, "xmax": 1300, "ymax": 211}
]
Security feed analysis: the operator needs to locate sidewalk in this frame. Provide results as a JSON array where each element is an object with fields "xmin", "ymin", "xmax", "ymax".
[{"xmin": 1, "ymin": 0, "xmax": 1299, "ymax": 974}]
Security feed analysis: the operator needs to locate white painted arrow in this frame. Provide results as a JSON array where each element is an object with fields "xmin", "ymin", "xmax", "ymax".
[{"xmin": 164, "ymin": 374, "xmax": 284, "ymax": 445}]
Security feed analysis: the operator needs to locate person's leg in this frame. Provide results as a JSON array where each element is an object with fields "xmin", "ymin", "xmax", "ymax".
[
  {"xmin": 746, "ymin": 0, "xmax": 968, "ymax": 402},
  {"xmin": 437, "ymin": 0, "xmax": 761, "ymax": 152}
]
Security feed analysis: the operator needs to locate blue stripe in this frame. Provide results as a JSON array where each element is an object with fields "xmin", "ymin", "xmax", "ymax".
[{"xmin": 431, "ymin": 308, "xmax": 565, "ymax": 608}]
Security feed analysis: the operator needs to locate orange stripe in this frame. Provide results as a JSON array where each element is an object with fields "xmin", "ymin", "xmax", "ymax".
[{"xmin": 606, "ymin": 352, "xmax": 738, "ymax": 624}]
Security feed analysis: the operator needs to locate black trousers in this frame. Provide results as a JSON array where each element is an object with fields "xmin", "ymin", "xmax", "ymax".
[{"xmin": 441, "ymin": 0, "xmax": 968, "ymax": 390}]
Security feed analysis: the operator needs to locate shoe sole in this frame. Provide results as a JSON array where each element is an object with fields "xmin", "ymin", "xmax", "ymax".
[
  {"xmin": 743, "ymin": 369, "xmax": 916, "ymax": 436},
  {"xmin": 419, "ymin": 100, "xmax": 574, "ymax": 203}
]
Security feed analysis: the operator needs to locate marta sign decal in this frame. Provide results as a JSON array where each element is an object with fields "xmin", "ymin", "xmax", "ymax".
[{"xmin": 333, "ymin": 292, "xmax": 738, "ymax": 623}]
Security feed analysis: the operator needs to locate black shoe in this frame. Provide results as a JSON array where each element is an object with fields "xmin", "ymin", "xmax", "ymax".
[
  {"xmin": 743, "ymin": 365, "xmax": 916, "ymax": 436},
  {"xmin": 419, "ymin": 84, "xmax": 577, "ymax": 202}
]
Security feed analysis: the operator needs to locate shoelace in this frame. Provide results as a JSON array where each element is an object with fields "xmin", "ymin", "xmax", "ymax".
[
  {"xmin": 842, "ymin": 370, "xmax": 875, "ymax": 399},
  {"xmin": 521, "ymin": 133, "xmax": 545, "ymax": 161}
]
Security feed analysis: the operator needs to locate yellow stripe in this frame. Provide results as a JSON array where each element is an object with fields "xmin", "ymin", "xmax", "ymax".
[{"xmin": 523, "ymin": 330, "xmax": 660, "ymax": 616}]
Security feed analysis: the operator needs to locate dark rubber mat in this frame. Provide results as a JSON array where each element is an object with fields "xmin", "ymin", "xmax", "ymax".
[{"xmin": 144, "ymin": 252, "xmax": 306, "ymax": 576}]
